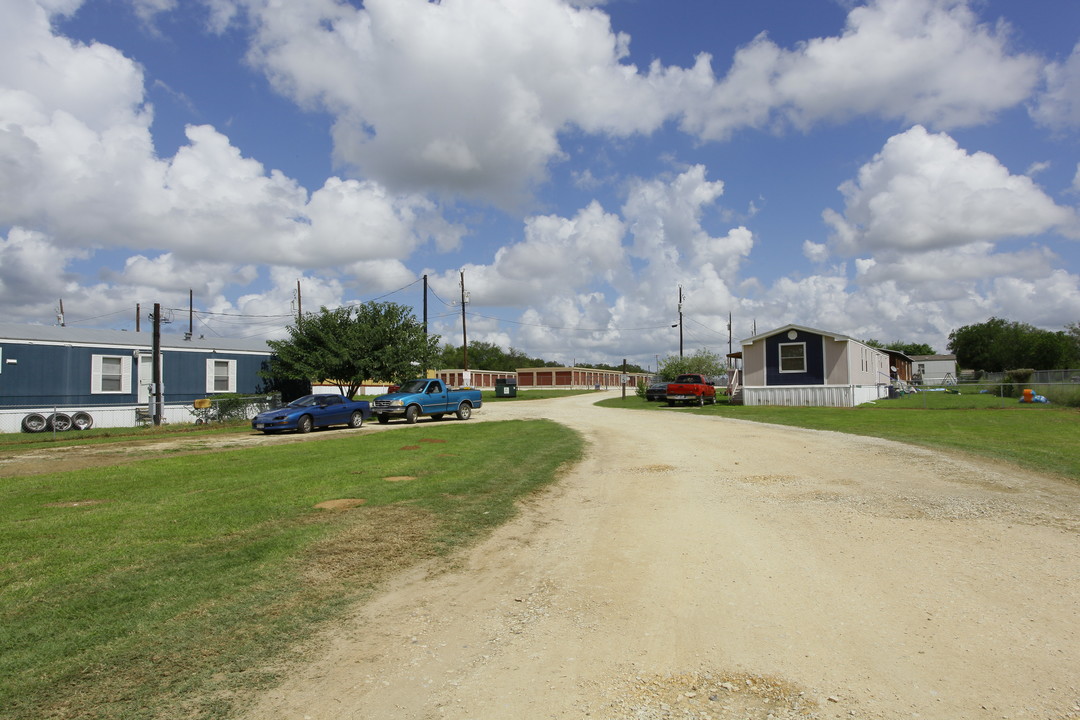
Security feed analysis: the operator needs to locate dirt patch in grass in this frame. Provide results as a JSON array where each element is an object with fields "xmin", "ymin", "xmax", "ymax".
[
  {"xmin": 313, "ymin": 498, "xmax": 367, "ymax": 510},
  {"xmin": 301, "ymin": 505, "xmax": 440, "ymax": 587},
  {"xmin": 382, "ymin": 476, "xmax": 418, "ymax": 483}
]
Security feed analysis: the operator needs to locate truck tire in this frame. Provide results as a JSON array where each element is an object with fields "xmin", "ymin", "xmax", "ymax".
[
  {"xmin": 297, "ymin": 415, "xmax": 313, "ymax": 434},
  {"xmin": 456, "ymin": 402, "xmax": 472, "ymax": 421},
  {"xmin": 697, "ymin": 395, "xmax": 705, "ymax": 407},
  {"xmin": 71, "ymin": 411, "xmax": 94, "ymax": 430},
  {"xmin": 405, "ymin": 405, "xmax": 420, "ymax": 424},
  {"xmin": 48, "ymin": 413, "xmax": 73, "ymax": 431},
  {"xmin": 22, "ymin": 413, "xmax": 47, "ymax": 433},
  {"xmin": 349, "ymin": 411, "xmax": 364, "ymax": 428},
  {"xmin": 376, "ymin": 414, "xmax": 390, "ymax": 425}
]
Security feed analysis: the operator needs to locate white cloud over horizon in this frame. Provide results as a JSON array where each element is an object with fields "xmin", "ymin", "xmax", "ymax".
[{"xmin": 1, "ymin": 0, "xmax": 1079, "ymax": 365}]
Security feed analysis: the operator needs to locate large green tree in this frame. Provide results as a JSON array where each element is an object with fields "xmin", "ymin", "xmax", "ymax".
[
  {"xmin": 656, "ymin": 348, "xmax": 726, "ymax": 381},
  {"xmin": 265, "ymin": 303, "xmax": 440, "ymax": 397},
  {"xmin": 864, "ymin": 339, "xmax": 936, "ymax": 356},
  {"xmin": 948, "ymin": 317, "xmax": 1077, "ymax": 371}
]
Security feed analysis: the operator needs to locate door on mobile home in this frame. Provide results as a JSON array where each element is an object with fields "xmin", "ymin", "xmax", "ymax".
[{"xmin": 137, "ymin": 354, "xmax": 163, "ymax": 404}]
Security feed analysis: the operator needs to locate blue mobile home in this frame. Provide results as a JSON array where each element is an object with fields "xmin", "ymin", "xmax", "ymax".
[
  {"xmin": 0, "ymin": 323, "xmax": 274, "ymax": 432},
  {"xmin": 736, "ymin": 324, "xmax": 890, "ymax": 407}
]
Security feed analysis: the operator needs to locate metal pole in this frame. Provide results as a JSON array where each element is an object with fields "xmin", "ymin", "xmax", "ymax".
[
  {"xmin": 678, "ymin": 285, "xmax": 684, "ymax": 358},
  {"xmin": 152, "ymin": 303, "xmax": 163, "ymax": 426},
  {"xmin": 460, "ymin": 270, "xmax": 469, "ymax": 373}
]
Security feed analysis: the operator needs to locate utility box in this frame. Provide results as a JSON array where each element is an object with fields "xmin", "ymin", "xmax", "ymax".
[{"xmin": 495, "ymin": 378, "xmax": 517, "ymax": 398}]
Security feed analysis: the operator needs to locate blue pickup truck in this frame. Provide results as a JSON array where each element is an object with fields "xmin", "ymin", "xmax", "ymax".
[
  {"xmin": 372, "ymin": 379, "xmax": 482, "ymax": 424},
  {"xmin": 251, "ymin": 394, "xmax": 371, "ymax": 434}
]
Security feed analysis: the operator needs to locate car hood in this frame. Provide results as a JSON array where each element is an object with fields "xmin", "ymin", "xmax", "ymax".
[{"xmin": 252, "ymin": 407, "xmax": 296, "ymax": 421}]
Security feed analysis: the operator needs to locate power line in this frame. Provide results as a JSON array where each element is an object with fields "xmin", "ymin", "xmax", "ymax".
[{"xmin": 465, "ymin": 310, "xmax": 676, "ymax": 333}]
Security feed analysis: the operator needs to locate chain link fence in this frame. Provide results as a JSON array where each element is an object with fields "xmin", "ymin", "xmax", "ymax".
[
  {"xmin": 1, "ymin": 394, "xmax": 279, "ymax": 434},
  {"xmin": 889, "ymin": 381, "xmax": 1080, "ymax": 408}
]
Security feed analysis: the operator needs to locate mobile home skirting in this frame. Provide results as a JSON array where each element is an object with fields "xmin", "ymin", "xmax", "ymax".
[{"xmin": 742, "ymin": 384, "xmax": 889, "ymax": 407}]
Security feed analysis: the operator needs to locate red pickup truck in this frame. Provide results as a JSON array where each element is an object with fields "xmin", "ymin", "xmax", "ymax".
[{"xmin": 665, "ymin": 373, "xmax": 717, "ymax": 406}]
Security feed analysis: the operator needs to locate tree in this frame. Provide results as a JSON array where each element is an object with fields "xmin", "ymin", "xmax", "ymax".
[
  {"xmin": 892, "ymin": 341, "xmax": 936, "ymax": 356},
  {"xmin": 656, "ymin": 348, "xmax": 726, "ymax": 381},
  {"xmin": 948, "ymin": 317, "xmax": 1076, "ymax": 372},
  {"xmin": 265, "ymin": 302, "xmax": 440, "ymax": 398},
  {"xmin": 863, "ymin": 339, "xmax": 935, "ymax": 355}
]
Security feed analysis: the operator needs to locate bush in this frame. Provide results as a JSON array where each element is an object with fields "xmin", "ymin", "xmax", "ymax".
[
  {"xmin": 997, "ymin": 369, "xmax": 1035, "ymax": 398},
  {"xmin": 636, "ymin": 379, "xmax": 647, "ymax": 400}
]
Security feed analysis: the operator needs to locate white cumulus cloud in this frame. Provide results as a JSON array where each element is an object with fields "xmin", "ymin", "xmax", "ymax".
[{"xmin": 824, "ymin": 125, "xmax": 1077, "ymax": 254}]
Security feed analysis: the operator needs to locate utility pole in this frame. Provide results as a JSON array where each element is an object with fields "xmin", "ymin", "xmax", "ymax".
[
  {"xmin": 152, "ymin": 303, "xmax": 163, "ymax": 426},
  {"xmin": 728, "ymin": 311, "xmax": 732, "ymax": 369},
  {"xmin": 136, "ymin": 303, "xmax": 141, "ymax": 332},
  {"xmin": 296, "ymin": 280, "xmax": 302, "ymax": 325},
  {"xmin": 187, "ymin": 289, "xmax": 193, "ymax": 340},
  {"xmin": 678, "ymin": 285, "xmax": 684, "ymax": 358},
  {"xmin": 460, "ymin": 270, "xmax": 469, "ymax": 376},
  {"xmin": 621, "ymin": 358, "xmax": 627, "ymax": 399},
  {"xmin": 423, "ymin": 274, "xmax": 429, "ymax": 337},
  {"xmin": 57, "ymin": 299, "xmax": 65, "ymax": 327}
]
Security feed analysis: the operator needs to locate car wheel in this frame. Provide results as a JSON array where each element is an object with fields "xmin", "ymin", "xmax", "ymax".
[
  {"xmin": 376, "ymin": 414, "xmax": 390, "ymax": 425},
  {"xmin": 71, "ymin": 411, "xmax": 94, "ymax": 430},
  {"xmin": 47, "ymin": 413, "xmax": 73, "ymax": 431},
  {"xmin": 697, "ymin": 395, "xmax": 705, "ymax": 407},
  {"xmin": 22, "ymin": 413, "xmax": 47, "ymax": 433},
  {"xmin": 456, "ymin": 402, "xmax": 472, "ymax": 421},
  {"xmin": 350, "ymin": 411, "xmax": 364, "ymax": 428},
  {"xmin": 297, "ymin": 415, "xmax": 313, "ymax": 434},
  {"xmin": 405, "ymin": 405, "xmax": 420, "ymax": 424}
]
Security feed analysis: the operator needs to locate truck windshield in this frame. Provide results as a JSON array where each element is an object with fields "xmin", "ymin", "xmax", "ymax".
[{"xmin": 397, "ymin": 380, "xmax": 429, "ymax": 394}]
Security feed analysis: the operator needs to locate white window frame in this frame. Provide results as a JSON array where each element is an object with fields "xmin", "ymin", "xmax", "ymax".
[
  {"xmin": 778, "ymin": 342, "xmax": 807, "ymax": 373},
  {"xmin": 92, "ymin": 354, "xmax": 132, "ymax": 394},
  {"xmin": 206, "ymin": 358, "xmax": 237, "ymax": 394}
]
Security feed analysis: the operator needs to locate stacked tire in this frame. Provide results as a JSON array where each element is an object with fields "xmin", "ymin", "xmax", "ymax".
[{"xmin": 21, "ymin": 411, "xmax": 94, "ymax": 432}]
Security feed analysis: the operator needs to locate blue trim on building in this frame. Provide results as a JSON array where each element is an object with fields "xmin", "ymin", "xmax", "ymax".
[
  {"xmin": 764, "ymin": 328, "xmax": 825, "ymax": 386},
  {"xmin": 0, "ymin": 324, "xmax": 273, "ymax": 408}
]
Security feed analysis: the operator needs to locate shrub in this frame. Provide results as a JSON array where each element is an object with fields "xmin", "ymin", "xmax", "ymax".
[
  {"xmin": 997, "ymin": 369, "xmax": 1035, "ymax": 398},
  {"xmin": 636, "ymin": 378, "xmax": 647, "ymax": 400}
]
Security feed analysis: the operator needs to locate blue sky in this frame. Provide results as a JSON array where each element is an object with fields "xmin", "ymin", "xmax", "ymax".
[{"xmin": 2, "ymin": 0, "xmax": 1079, "ymax": 370}]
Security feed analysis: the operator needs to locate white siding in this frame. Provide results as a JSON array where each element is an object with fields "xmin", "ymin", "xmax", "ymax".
[{"xmin": 743, "ymin": 384, "xmax": 888, "ymax": 408}]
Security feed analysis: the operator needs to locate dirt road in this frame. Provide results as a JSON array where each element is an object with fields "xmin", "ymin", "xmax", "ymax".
[{"xmin": 229, "ymin": 392, "xmax": 1077, "ymax": 719}]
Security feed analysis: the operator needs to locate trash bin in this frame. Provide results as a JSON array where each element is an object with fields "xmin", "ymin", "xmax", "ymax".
[
  {"xmin": 495, "ymin": 378, "xmax": 517, "ymax": 398},
  {"xmin": 888, "ymin": 386, "xmax": 898, "ymax": 399}
]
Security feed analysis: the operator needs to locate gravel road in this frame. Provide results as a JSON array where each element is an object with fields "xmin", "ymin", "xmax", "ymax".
[{"xmin": 230, "ymin": 391, "xmax": 1080, "ymax": 720}]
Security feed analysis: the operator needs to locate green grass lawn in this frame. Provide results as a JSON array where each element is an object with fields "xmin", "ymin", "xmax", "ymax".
[
  {"xmin": 600, "ymin": 391, "xmax": 1080, "ymax": 481},
  {"xmin": 0, "ymin": 420, "xmax": 583, "ymax": 720}
]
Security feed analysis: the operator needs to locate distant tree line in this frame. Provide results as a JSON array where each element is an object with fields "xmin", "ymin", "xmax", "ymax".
[
  {"xmin": 862, "ymin": 339, "xmax": 936, "ymax": 356},
  {"xmin": 947, "ymin": 317, "xmax": 1080, "ymax": 372},
  {"xmin": 436, "ymin": 341, "xmax": 647, "ymax": 374}
]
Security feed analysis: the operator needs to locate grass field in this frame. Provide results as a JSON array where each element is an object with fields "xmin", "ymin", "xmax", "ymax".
[
  {"xmin": 0, "ymin": 420, "xmax": 583, "ymax": 720},
  {"xmin": 600, "ymin": 391, "xmax": 1080, "ymax": 481}
]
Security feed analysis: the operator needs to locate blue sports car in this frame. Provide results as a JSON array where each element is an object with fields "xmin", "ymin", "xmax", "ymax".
[{"xmin": 251, "ymin": 394, "xmax": 371, "ymax": 434}]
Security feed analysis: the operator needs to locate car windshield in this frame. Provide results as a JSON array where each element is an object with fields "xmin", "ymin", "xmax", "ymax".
[
  {"xmin": 286, "ymin": 395, "xmax": 321, "ymax": 408},
  {"xmin": 397, "ymin": 380, "xmax": 428, "ymax": 394}
]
